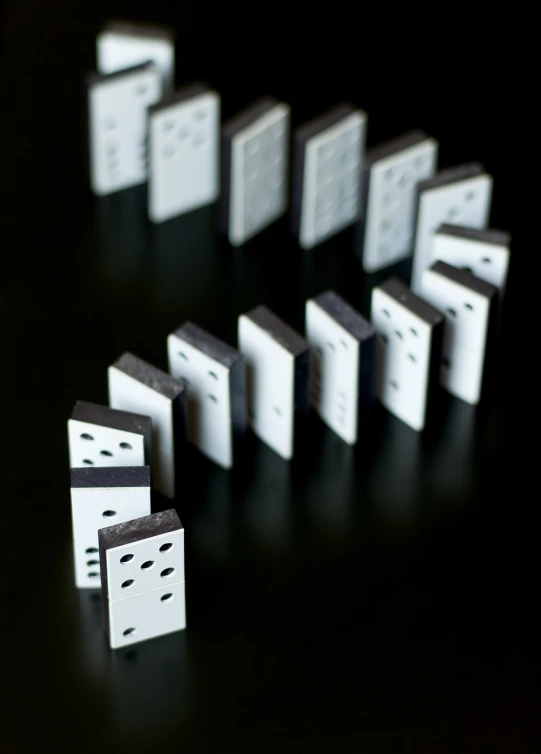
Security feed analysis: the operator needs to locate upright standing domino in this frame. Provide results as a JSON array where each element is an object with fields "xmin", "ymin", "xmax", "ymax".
[
  {"xmin": 358, "ymin": 130, "xmax": 438, "ymax": 273},
  {"xmin": 220, "ymin": 98, "xmax": 290, "ymax": 246},
  {"xmin": 70, "ymin": 466, "xmax": 151, "ymax": 588},
  {"xmin": 167, "ymin": 322, "xmax": 247, "ymax": 469},
  {"xmin": 87, "ymin": 62, "xmax": 162, "ymax": 196},
  {"xmin": 419, "ymin": 261, "xmax": 499, "ymax": 405},
  {"xmin": 99, "ymin": 509, "xmax": 186, "ymax": 649},
  {"xmin": 292, "ymin": 104, "xmax": 367, "ymax": 250},
  {"xmin": 108, "ymin": 353, "xmax": 187, "ymax": 499},
  {"xmin": 148, "ymin": 83, "xmax": 220, "ymax": 223},
  {"xmin": 410, "ymin": 162, "xmax": 493, "ymax": 293},
  {"xmin": 371, "ymin": 278, "xmax": 445, "ymax": 431},
  {"xmin": 238, "ymin": 306, "xmax": 310, "ymax": 460},
  {"xmin": 305, "ymin": 290, "xmax": 376, "ymax": 444}
]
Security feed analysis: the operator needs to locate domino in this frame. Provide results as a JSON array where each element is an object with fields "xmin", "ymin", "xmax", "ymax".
[
  {"xmin": 87, "ymin": 62, "xmax": 162, "ymax": 196},
  {"xmin": 371, "ymin": 278, "xmax": 445, "ymax": 431},
  {"xmin": 97, "ymin": 20, "xmax": 176, "ymax": 92},
  {"xmin": 292, "ymin": 103, "xmax": 367, "ymax": 250},
  {"xmin": 167, "ymin": 322, "xmax": 247, "ymax": 469},
  {"xmin": 432, "ymin": 224, "xmax": 511, "ymax": 300},
  {"xmin": 68, "ymin": 400, "xmax": 152, "ymax": 470},
  {"xmin": 99, "ymin": 509, "xmax": 186, "ymax": 649},
  {"xmin": 410, "ymin": 162, "xmax": 493, "ymax": 292},
  {"xmin": 148, "ymin": 83, "xmax": 220, "ymax": 223},
  {"xmin": 419, "ymin": 261, "xmax": 499, "ymax": 405},
  {"xmin": 70, "ymin": 466, "xmax": 151, "ymax": 589},
  {"xmin": 358, "ymin": 130, "xmax": 438, "ymax": 272},
  {"xmin": 220, "ymin": 98, "xmax": 290, "ymax": 246},
  {"xmin": 108, "ymin": 352, "xmax": 187, "ymax": 499},
  {"xmin": 305, "ymin": 290, "xmax": 376, "ymax": 444},
  {"xmin": 238, "ymin": 306, "xmax": 310, "ymax": 460}
]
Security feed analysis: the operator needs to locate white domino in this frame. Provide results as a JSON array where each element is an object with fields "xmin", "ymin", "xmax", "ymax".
[
  {"xmin": 68, "ymin": 400, "xmax": 152, "ymax": 470},
  {"xmin": 148, "ymin": 83, "xmax": 220, "ymax": 223},
  {"xmin": 108, "ymin": 352, "xmax": 187, "ymax": 499},
  {"xmin": 87, "ymin": 62, "xmax": 162, "ymax": 196},
  {"xmin": 220, "ymin": 98, "xmax": 290, "ymax": 246},
  {"xmin": 70, "ymin": 466, "xmax": 151, "ymax": 589},
  {"xmin": 419, "ymin": 261, "xmax": 499, "ymax": 405},
  {"xmin": 305, "ymin": 290, "xmax": 376, "ymax": 444},
  {"xmin": 371, "ymin": 278, "xmax": 445, "ymax": 431},
  {"xmin": 99, "ymin": 509, "xmax": 186, "ymax": 649},
  {"xmin": 292, "ymin": 104, "xmax": 367, "ymax": 250},
  {"xmin": 410, "ymin": 162, "xmax": 493, "ymax": 293},
  {"xmin": 167, "ymin": 322, "xmax": 247, "ymax": 469},
  {"xmin": 238, "ymin": 306, "xmax": 310, "ymax": 460},
  {"xmin": 359, "ymin": 130, "xmax": 438, "ymax": 272}
]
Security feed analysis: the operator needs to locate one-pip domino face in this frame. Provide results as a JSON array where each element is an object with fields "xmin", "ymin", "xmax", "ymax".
[
  {"xmin": 420, "ymin": 261, "xmax": 499, "ymax": 405},
  {"xmin": 221, "ymin": 98, "xmax": 290, "ymax": 246},
  {"xmin": 371, "ymin": 278, "xmax": 445, "ymax": 431},
  {"xmin": 238, "ymin": 306, "xmax": 310, "ymax": 460},
  {"xmin": 148, "ymin": 84, "xmax": 220, "ymax": 223},
  {"xmin": 292, "ymin": 104, "xmax": 367, "ymax": 250},
  {"xmin": 305, "ymin": 291, "xmax": 376, "ymax": 445},
  {"xmin": 108, "ymin": 353, "xmax": 187, "ymax": 499},
  {"xmin": 167, "ymin": 322, "xmax": 247, "ymax": 469},
  {"xmin": 360, "ymin": 130, "xmax": 438, "ymax": 273},
  {"xmin": 87, "ymin": 62, "xmax": 162, "ymax": 196},
  {"xmin": 410, "ymin": 162, "xmax": 493, "ymax": 293}
]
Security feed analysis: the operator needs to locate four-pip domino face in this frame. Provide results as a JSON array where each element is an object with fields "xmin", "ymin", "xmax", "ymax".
[
  {"xmin": 305, "ymin": 291, "xmax": 376, "ymax": 445},
  {"xmin": 292, "ymin": 104, "xmax": 367, "ymax": 250}
]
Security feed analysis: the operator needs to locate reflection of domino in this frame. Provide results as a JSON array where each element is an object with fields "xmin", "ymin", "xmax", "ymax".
[{"xmin": 305, "ymin": 290, "xmax": 376, "ymax": 444}]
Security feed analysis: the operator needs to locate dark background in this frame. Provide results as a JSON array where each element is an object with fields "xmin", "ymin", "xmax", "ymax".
[{"xmin": 1, "ymin": 3, "xmax": 533, "ymax": 753}]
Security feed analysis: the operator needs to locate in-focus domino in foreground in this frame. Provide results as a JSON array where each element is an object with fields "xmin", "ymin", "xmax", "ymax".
[
  {"xmin": 305, "ymin": 290, "xmax": 376, "ymax": 444},
  {"xmin": 220, "ymin": 98, "xmax": 290, "ymax": 246},
  {"xmin": 148, "ymin": 83, "xmax": 220, "ymax": 223},
  {"xmin": 359, "ymin": 130, "xmax": 438, "ymax": 272},
  {"xmin": 108, "ymin": 353, "xmax": 187, "ymax": 499},
  {"xmin": 99, "ymin": 509, "xmax": 186, "ymax": 649},
  {"xmin": 410, "ymin": 162, "xmax": 493, "ymax": 293},
  {"xmin": 419, "ymin": 261, "xmax": 499, "ymax": 405},
  {"xmin": 87, "ymin": 62, "xmax": 162, "ymax": 196},
  {"xmin": 371, "ymin": 278, "xmax": 445, "ymax": 431},
  {"xmin": 238, "ymin": 306, "xmax": 310, "ymax": 460},
  {"xmin": 70, "ymin": 466, "xmax": 151, "ymax": 589},
  {"xmin": 167, "ymin": 322, "xmax": 247, "ymax": 469},
  {"xmin": 292, "ymin": 103, "xmax": 367, "ymax": 250}
]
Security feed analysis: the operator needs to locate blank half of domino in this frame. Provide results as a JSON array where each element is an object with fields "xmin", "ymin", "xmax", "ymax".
[
  {"xmin": 238, "ymin": 306, "xmax": 310, "ymax": 460},
  {"xmin": 358, "ymin": 130, "xmax": 438, "ymax": 272},
  {"xmin": 305, "ymin": 290, "xmax": 376, "ymax": 444},
  {"xmin": 220, "ymin": 98, "xmax": 290, "ymax": 246},
  {"xmin": 410, "ymin": 162, "xmax": 493, "ymax": 293},
  {"xmin": 371, "ymin": 278, "xmax": 445, "ymax": 431},
  {"xmin": 292, "ymin": 103, "xmax": 367, "ymax": 250},
  {"xmin": 167, "ymin": 322, "xmax": 247, "ymax": 469},
  {"xmin": 148, "ymin": 83, "xmax": 220, "ymax": 223},
  {"xmin": 419, "ymin": 261, "xmax": 499, "ymax": 405}
]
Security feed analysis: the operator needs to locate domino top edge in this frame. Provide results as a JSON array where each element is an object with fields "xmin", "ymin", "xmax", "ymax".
[
  {"xmin": 86, "ymin": 60, "xmax": 157, "ymax": 87},
  {"xmin": 111, "ymin": 352, "xmax": 186, "ymax": 400},
  {"xmin": 243, "ymin": 305, "xmax": 309, "ymax": 356},
  {"xmin": 379, "ymin": 278, "xmax": 444, "ymax": 325},
  {"xmin": 295, "ymin": 102, "xmax": 363, "ymax": 142},
  {"xmin": 98, "ymin": 508, "xmax": 183, "ymax": 552},
  {"xmin": 366, "ymin": 130, "xmax": 434, "ymax": 165},
  {"xmin": 429, "ymin": 261, "xmax": 499, "ymax": 298},
  {"xmin": 100, "ymin": 19, "xmax": 176, "ymax": 42},
  {"xmin": 148, "ymin": 82, "xmax": 215, "ymax": 115},
  {"xmin": 71, "ymin": 465, "xmax": 151, "ymax": 489},
  {"xmin": 437, "ymin": 223, "xmax": 511, "ymax": 247},
  {"xmin": 311, "ymin": 290, "xmax": 376, "ymax": 342},
  {"xmin": 172, "ymin": 322, "xmax": 242, "ymax": 368},
  {"xmin": 70, "ymin": 400, "xmax": 151, "ymax": 435},
  {"xmin": 418, "ymin": 162, "xmax": 487, "ymax": 193},
  {"xmin": 222, "ymin": 97, "xmax": 282, "ymax": 137}
]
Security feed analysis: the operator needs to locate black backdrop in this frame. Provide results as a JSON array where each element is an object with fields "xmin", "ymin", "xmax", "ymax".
[{"xmin": 1, "ymin": 3, "xmax": 532, "ymax": 753}]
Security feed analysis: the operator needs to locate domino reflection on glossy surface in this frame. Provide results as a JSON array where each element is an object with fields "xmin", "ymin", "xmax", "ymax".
[
  {"xmin": 420, "ymin": 261, "xmax": 499, "ymax": 405},
  {"xmin": 148, "ymin": 83, "xmax": 220, "ymax": 223},
  {"xmin": 305, "ymin": 290, "xmax": 376, "ymax": 444},
  {"xmin": 371, "ymin": 278, "xmax": 445, "ymax": 431},
  {"xmin": 238, "ymin": 306, "xmax": 310, "ymax": 460},
  {"xmin": 292, "ymin": 104, "xmax": 367, "ymax": 250},
  {"xmin": 359, "ymin": 130, "xmax": 438, "ymax": 272},
  {"xmin": 167, "ymin": 321, "xmax": 247, "ymax": 469},
  {"xmin": 108, "ymin": 353, "xmax": 187, "ymax": 499}
]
